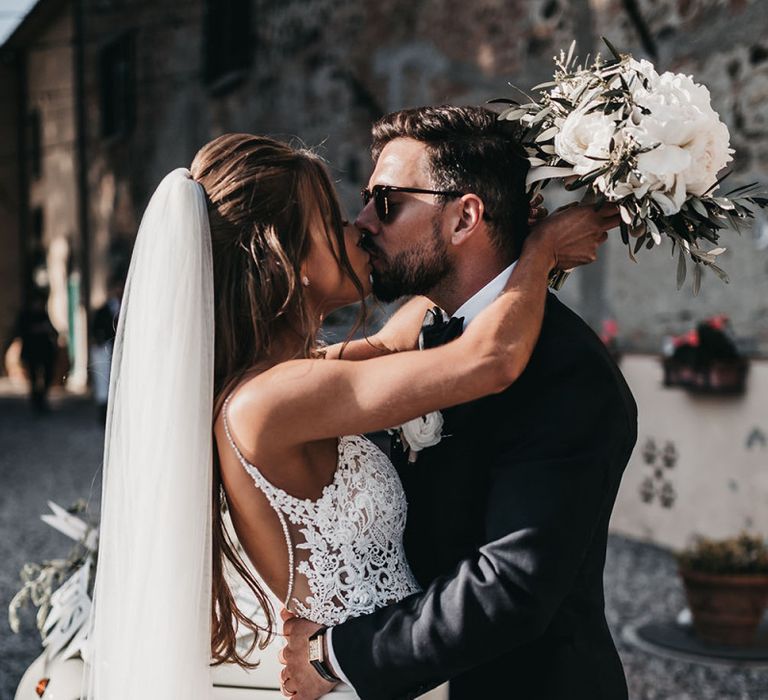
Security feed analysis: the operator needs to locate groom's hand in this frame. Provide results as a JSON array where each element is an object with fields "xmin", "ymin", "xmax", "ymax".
[{"xmin": 279, "ymin": 609, "xmax": 337, "ymax": 699}]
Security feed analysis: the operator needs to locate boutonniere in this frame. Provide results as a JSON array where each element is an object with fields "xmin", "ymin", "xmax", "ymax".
[{"xmin": 395, "ymin": 411, "xmax": 444, "ymax": 463}]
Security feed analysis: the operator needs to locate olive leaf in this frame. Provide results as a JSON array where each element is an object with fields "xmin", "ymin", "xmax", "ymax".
[
  {"xmin": 676, "ymin": 248, "xmax": 687, "ymax": 290},
  {"xmin": 692, "ymin": 262, "xmax": 702, "ymax": 296},
  {"xmin": 690, "ymin": 198, "xmax": 708, "ymax": 218}
]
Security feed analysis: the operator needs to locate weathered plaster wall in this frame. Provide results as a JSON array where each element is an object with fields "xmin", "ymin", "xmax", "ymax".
[{"xmin": 611, "ymin": 354, "xmax": 768, "ymax": 550}]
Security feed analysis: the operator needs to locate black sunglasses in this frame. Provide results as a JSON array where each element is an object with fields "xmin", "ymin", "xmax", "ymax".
[{"xmin": 360, "ymin": 185, "xmax": 464, "ymax": 222}]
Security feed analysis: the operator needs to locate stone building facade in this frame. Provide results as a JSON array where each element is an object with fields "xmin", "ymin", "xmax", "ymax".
[
  {"xmin": 0, "ymin": 0, "xmax": 82, "ymax": 382},
  {"xmin": 0, "ymin": 56, "xmax": 22, "ymax": 360},
  {"xmin": 2, "ymin": 0, "xmax": 768, "ymax": 386}
]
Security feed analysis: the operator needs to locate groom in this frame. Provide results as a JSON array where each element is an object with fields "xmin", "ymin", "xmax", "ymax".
[{"xmin": 281, "ymin": 105, "xmax": 637, "ymax": 700}]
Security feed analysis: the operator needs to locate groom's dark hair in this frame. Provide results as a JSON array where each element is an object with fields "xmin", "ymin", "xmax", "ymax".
[{"xmin": 371, "ymin": 105, "xmax": 531, "ymax": 261}]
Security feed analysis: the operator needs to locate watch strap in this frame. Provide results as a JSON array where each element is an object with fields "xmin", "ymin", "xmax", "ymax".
[{"xmin": 308, "ymin": 628, "xmax": 340, "ymax": 683}]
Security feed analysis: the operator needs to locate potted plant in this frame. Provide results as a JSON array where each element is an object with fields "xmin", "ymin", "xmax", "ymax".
[
  {"xmin": 662, "ymin": 317, "xmax": 749, "ymax": 395},
  {"xmin": 677, "ymin": 533, "xmax": 768, "ymax": 646}
]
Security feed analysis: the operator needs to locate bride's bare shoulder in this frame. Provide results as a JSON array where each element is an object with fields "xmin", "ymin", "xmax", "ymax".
[{"xmin": 217, "ymin": 359, "xmax": 319, "ymax": 449}]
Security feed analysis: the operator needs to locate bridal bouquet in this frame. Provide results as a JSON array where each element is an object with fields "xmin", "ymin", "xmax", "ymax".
[{"xmin": 494, "ymin": 39, "xmax": 768, "ymax": 293}]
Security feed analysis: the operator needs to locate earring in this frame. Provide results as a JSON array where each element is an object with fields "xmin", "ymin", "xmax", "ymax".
[{"xmin": 301, "ymin": 275, "xmax": 310, "ymax": 287}]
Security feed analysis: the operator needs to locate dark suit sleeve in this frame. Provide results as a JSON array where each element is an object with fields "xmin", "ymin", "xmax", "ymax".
[{"xmin": 331, "ymin": 351, "xmax": 635, "ymax": 700}]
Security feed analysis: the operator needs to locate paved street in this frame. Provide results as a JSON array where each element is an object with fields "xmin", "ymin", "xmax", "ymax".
[
  {"xmin": 0, "ymin": 382, "xmax": 104, "ymax": 699},
  {"xmin": 0, "ymin": 385, "xmax": 766, "ymax": 699}
]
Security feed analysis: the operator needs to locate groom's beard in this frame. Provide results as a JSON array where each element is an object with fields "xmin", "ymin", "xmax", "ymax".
[{"xmin": 368, "ymin": 218, "xmax": 451, "ymax": 303}]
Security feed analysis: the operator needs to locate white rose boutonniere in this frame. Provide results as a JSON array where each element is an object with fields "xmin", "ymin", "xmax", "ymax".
[{"xmin": 398, "ymin": 411, "xmax": 444, "ymax": 463}]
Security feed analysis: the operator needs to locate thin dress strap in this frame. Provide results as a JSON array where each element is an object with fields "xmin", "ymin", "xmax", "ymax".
[{"xmin": 221, "ymin": 393, "xmax": 295, "ymax": 606}]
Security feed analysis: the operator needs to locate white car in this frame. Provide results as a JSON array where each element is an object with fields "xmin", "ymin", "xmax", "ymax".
[
  {"xmin": 15, "ymin": 638, "xmax": 448, "ymax": 699},
  {"xmin": 16, "ymin": 635, "xmax": 292, "ymax": 700}
]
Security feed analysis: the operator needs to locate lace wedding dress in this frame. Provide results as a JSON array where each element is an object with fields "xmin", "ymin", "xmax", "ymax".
[{"xmin": 222, "ymin": 395, "xmax": 421, "ymax": 696}]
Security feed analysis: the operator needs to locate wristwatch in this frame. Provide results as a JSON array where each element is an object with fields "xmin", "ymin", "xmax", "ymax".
[{"xmin": 308, "ymin": 627, "xmax": 340, "ymax": 683}]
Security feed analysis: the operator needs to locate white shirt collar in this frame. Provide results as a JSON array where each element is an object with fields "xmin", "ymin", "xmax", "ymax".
[{"xmin": 452, "ymin": 262, "xmax": 517, "ymax": 328}]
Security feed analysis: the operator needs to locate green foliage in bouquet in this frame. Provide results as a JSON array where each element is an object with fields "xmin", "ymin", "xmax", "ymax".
[
  {"xmin": 492, "ymin": 38, "xmax": 768, "ymax": 294},
  {"xmin": 678, "ymin": 533, "xmax": 768, "ymax": 575}
]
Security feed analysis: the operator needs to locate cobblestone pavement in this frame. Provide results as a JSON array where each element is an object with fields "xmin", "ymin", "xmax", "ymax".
[
  {"xmin": 0, "ymin": 384, "xmax": 104, "ymax": 700},
  {"xmin": 606, "ymin": 539, "xmax": 767, "ymax": 699},
  {"xmin": 1, "ymin": 386, "xmax": 766, "ymax": 699}
]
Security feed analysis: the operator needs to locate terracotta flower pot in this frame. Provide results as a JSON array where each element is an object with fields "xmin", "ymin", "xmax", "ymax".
[{"xmin": 680, "ymin": 568, "xmax": 768, "ymax": 646}]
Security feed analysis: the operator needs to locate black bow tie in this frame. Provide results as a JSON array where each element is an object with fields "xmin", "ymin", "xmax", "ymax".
[{"xmin": 419, "ymin": 306, "xmax": 465, "ymax": 349}]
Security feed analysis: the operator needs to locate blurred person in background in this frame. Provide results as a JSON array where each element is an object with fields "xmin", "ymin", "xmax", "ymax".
[
  {"xmin": 90, "ymin": 273, "xmax": 124, "ymax": 423},
  {"xmin": 12, "ymin": 288, "xmax": 59, "ymax": 413}
]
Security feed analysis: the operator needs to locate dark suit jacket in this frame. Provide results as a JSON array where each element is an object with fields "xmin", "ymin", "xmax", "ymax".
[{"xmin": 332, "ymin": 294, "xmax": 638, "ymax": 700}]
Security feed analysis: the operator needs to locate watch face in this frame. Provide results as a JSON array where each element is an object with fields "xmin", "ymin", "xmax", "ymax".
[{"xmin": 308, "ymin": 637, "xmax": 322, "ymax": 662}]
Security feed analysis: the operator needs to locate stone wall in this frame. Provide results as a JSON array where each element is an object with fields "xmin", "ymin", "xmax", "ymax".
[
  {"xmin": 0, "ymin": 1, "xmax": 85, "ymax": 382},
  {"xmin": 6, "ymin": 0, "xmax": 768, "ymax": 356},
  {"xmin": 0, "ymin": 58, "xmax": 22, "ymax": 351},
  {"xmin": 77, "ymin": 0, "xmax": 768, "ymax": 351}
]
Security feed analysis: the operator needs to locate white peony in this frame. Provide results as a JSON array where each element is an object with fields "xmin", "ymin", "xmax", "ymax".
[
  {"xmin": 622, "ymin": 67, "xmax": 733, "ymax": 213},
  {"xmin": 399, "ymin": 411, "xmax": 444, "ymax": 462},
  {"xmin": 554, "ymin": 107, "xmax": 617, "ymax": 176}
]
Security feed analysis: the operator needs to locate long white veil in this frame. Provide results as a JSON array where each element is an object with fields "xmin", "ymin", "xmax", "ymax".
[{"xmin": 84, "ymin": 168, "xmax": 215, "ymax": 699}]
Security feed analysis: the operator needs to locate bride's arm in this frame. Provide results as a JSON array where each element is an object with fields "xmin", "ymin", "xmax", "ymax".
[
  {"xmin": 230, "ymin": 204, "xmax": 618, "ymax": 455},
  {"xmin": 323, "ymin": 296, "xmax": 431, "ymax": 361}
]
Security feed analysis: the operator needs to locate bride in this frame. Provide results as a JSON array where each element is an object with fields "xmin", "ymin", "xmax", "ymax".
[{"xmin": 84, "ymin": 133, "xmax": 614, "ymax": 699}]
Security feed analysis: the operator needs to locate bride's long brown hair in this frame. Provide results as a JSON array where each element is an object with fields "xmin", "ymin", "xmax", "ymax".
[{"xmin": 190, "ymin": 133, "xmax": 366, "ymax": 667}]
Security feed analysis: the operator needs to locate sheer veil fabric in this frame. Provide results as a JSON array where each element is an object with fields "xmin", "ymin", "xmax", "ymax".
[{"xmin": 84, "ymin": 168, "xmax": 216, "ymax": 699}]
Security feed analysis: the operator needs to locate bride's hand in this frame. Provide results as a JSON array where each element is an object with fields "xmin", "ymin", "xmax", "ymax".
[
  {"xmin": 525, "ymin": 203, "xmax": 621, "ymax": 271},
  {"xmin": 280, "ymin": 613, "xmax": 336, "ymax": 699},
  {"xmin": 527, "ymin": 193, "xmax": 548, "ymax": 226}
]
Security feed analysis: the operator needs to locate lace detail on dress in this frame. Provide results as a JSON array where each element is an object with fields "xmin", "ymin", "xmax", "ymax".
[{"xmin": 222, "ymin": 396, "xmax": 420, "ymax": 627}]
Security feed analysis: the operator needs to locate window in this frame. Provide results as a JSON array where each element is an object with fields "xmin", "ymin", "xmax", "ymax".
[
  {"xmin": 99, "ymin": 32, "xmax": 135, "ymax": 139},
  {"xmin": 203, "ymin": 0, "xmax": 252, "ymax": 94}
]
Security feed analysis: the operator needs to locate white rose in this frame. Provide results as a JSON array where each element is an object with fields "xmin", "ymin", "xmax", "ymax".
[
  {"xmin": 399, "ymin": 411, "xmax": 444, "ymax": 460},
  {"xmin": 554, "ymin": 108, "xmax": 617, "ymax": 176}
]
